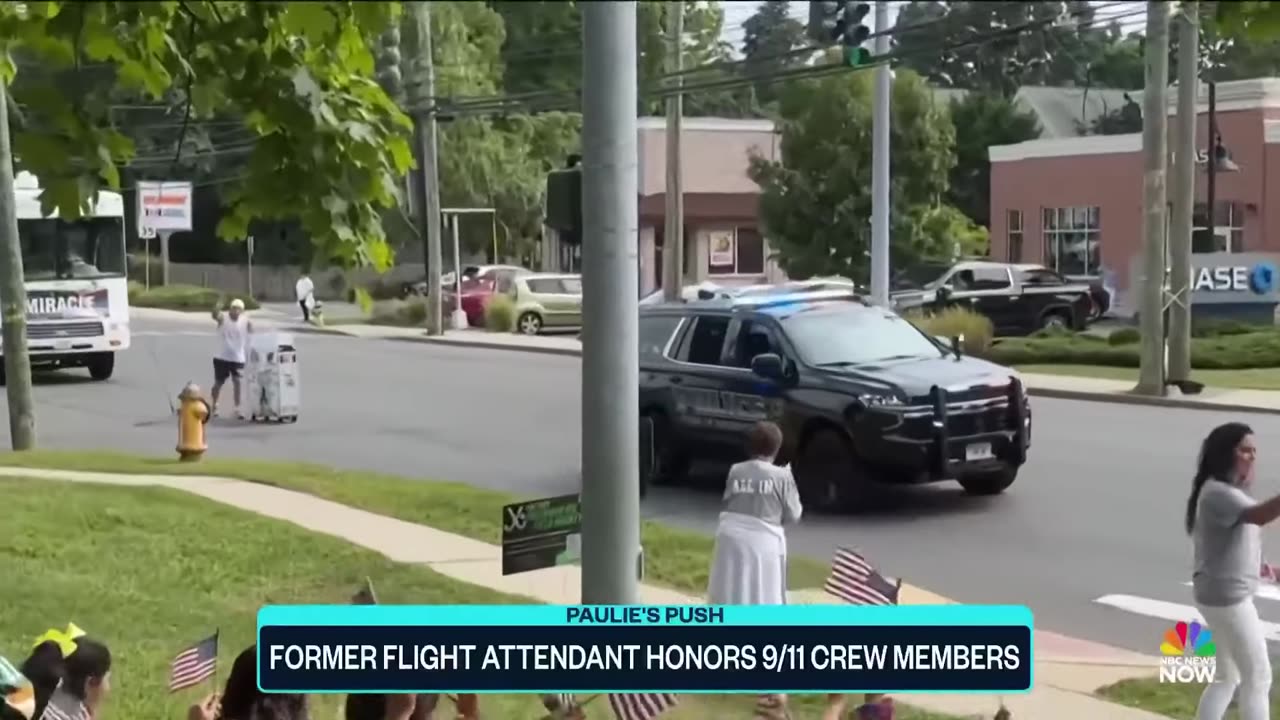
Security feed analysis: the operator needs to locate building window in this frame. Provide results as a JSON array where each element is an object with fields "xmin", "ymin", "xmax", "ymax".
[
  {"xmin": 1006, "ymin": 210, "xmax": 1023, "ymax": 263},
  {"xmin": 708, "ymin": 227, "xmax": 765, "ymax": 276},
  {"xmin": 1193, "ymin": 201, "xmax": 1244, "ymax": 253},
  {"xmin": 1042, "ymin": 206, "xmax": 1100, "ymax": 277}
]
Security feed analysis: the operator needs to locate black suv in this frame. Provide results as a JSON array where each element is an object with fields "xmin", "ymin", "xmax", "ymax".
[{"xmin": 638, "ymin": 291, "xmax": 1032, "ymax": 510}]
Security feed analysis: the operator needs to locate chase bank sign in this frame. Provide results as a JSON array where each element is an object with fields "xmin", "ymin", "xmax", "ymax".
[
  {"xmin": 1193, "ymin": 262, "xmax": 1278, "ymax": 294},
  {"xmin": 1188, "ymin": 252, "xmax": 1280, "ymax": 308}
]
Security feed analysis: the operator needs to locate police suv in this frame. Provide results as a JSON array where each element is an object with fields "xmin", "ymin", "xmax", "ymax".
[{"xmin": 638, "ymin": 290, "xmax": 1031, "ymax": 510}]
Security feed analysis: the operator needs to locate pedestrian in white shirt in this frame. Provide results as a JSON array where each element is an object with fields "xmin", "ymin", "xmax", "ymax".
[
  {"xmin": 295, "ymin": 273, "xmax": 315, "ymax": 323},
  {"xmin": 210, "ymin": 298, "xmax": 253, "ymax": 418}
]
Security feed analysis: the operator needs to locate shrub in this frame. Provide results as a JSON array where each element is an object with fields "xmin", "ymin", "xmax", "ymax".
[
  {"xmin": 125, "ymin": 253, "xmax": 163, "ymax": 287},
  {"xmin": 1192, "ymin": 319, "xmax": 1264, "ymax": 338},
  {"xmin": 1107, "ymin": 327, "xmax": 1141, "ymax": 346},
  {"xmin": 365, "ymin": 276, "xmax": 408, "ymax": 301},
  {"xmin": 905, "ymin": 306, "xmax": 994, "ymax": 357},
  {"xmin": 369, "ymin": 297, "xmax": 433, "ymax": 327},
  {"xmin": 130, "ymin": 284, "xmax": 260, "ymax": 311},
  {"xmin": 484, "ymin": 293, "xmax": 517, "ymax": 332},
  {"xmin": 986, "ymin": 330, "xmax": 1280, "ymax": 370}
]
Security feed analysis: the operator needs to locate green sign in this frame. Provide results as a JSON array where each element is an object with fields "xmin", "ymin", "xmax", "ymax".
[{"xmin": 501, "ymin": 493, "xmax": 582, "ymax": 576}]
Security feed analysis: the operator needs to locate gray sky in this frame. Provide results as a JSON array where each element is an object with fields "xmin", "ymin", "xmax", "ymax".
[{"xmin": 718, "ymin": 1, "xmax": 1147, "ymax": 53}]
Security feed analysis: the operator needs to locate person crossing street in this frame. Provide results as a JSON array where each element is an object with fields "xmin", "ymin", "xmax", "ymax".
[{"xmin": 210, "ymin": 298, "xmax": 253, "ymax": 419}]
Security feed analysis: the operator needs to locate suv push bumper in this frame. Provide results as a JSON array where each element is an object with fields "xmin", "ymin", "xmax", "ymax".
[{"xmin": 850, "ymin": 378, "xmax": 1031, "ymax": 482}]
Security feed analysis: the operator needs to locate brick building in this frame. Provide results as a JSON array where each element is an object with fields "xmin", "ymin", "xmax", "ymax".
[{"xmin": 988, "ymin": 77, "xmax": 1280, "ymax": 315}]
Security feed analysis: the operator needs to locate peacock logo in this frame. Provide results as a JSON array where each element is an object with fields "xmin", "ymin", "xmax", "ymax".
[{"xmin": 1161, "ymin": 620, "xmax": 1215, "ymax": 658}]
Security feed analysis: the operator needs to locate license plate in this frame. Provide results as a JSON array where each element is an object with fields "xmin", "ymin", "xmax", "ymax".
[
  {"xmin": 54, "ymin": 339, "xmax": 71, "ymax": 351},
  {"xmin": 966, "ymin": 443, "xmax": 994, "ymax": 462}
]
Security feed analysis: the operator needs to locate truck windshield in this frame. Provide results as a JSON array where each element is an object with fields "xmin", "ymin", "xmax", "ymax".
[
  {"xmin": 782, "ymin": 305, "xmax": 944, "ymax": 366},
  {"xmin": 19, "ymin": 217, "xmax": 127, "ymax": 280}
]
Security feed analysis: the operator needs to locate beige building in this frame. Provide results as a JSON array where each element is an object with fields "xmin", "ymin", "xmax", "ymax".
[{"xmin": 541, "ymin": 117, "xmax": 787, "ymax": 294}]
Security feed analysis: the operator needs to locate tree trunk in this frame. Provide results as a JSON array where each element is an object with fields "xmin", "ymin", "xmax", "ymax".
[{"xmin": 0, "ymin": 80, "xmax": 36, "ymax": 450}]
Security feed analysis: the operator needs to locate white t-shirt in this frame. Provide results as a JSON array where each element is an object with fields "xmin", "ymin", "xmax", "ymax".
[
  {"xmin": 216, "ymin": 313, "xmax": 250, "ymax": 364},
  {"xmin": 295, "ymin": 276, "xmax": 314, "ymax": 303}
]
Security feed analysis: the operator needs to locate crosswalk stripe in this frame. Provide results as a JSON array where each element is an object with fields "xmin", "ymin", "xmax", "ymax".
[{"xmin": 1095, "ymin": 593, "xmax": 1280, "ymax": 642}]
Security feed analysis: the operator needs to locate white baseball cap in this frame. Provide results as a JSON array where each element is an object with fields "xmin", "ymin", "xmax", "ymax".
[{"xmin": 229, "ymin": 298, "xmax": 245, "ymax": 310}]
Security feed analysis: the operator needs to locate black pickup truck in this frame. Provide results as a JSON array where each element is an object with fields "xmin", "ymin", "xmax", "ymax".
[
  {"xmin": 891, "ymin": 261, "xmax": 1098, "ymax": 335},
  {"xmin": 638, "ymin": 290, "xmax": 1031, "ymax": 510}
]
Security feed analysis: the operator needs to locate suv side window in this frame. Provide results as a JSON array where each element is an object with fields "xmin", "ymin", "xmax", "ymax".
[
  {"xmin": 679, "ymin": 316, "xmax": 731, "ymax": 366},
  {"xmin": 732, "ymin": 319, "xmax": 780, "ymax": 368},
  {"xmin": 640, "ymin": 315, "xmax": 683, "ymax": 359},
  {"xmin": 969, "ymin": 267, "xmax": 1012, "ymax": 290}
]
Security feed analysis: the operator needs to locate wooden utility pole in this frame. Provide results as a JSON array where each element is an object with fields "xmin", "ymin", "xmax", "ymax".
[
  {"xmin": 405, "ymin": 1, "xmax": 443, "ymax": 335},
  {"xmin": 0, "ymin": 81, "xmax": 36, "ymax": 450},
  {"xmin": 1135, "ymin": 1, "xmax": 1170, "ymax": 397},
  {"xmin": 1169, "ymin": 6, "xmax": 1199, "ymax": 383},
  {"xmin": 661, "ymin": 0, "xmax": 684, "ymax": 302}
]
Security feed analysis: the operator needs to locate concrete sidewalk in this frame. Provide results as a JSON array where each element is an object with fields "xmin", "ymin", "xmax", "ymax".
[
  {"xmin": 0, "ymin": 465, "xmax": 1171, "ymax": 719},
  {"xmin": 294, "ymin": 323, "xmax": 1280, "ymax": 416}
]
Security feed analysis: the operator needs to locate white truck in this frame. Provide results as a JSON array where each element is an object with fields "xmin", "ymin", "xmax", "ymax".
[{"xmin": 0, "ymin": 171, "xmax": 131, "ymax": 382}]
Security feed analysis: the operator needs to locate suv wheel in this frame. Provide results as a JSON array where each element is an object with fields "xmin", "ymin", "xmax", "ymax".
[
  {"xmin": 794, "ymin": 428, "xmax": 869, "ymax": 512},
  {"xmin": 1038, "ymin": 311, "xmax": 1070, "ymax": 332},
  {"xmin": 957, "ymin": 465, "xmax": 1018, "ymax": 496},
  {"xmin": 644, "ymin": 412, "xmax": 688, "ymax": 488},
  {"xmin": 518, "ymin": 312, "xmax": 543, "ymax": 335}
]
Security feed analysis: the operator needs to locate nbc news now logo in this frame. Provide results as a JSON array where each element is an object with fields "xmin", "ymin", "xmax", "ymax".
[{"xmin": 1159, "ymin": 620, "xmax": 1217, "ymax": 683}]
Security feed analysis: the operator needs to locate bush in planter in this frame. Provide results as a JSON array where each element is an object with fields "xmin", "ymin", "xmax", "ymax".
[
  {"xmin": 905, "ymin": 306, "xmax": 994, "ymax": 357},
  {"xmin": 484, "ymin": 294, "xmax": 517, "ymax": 332}
]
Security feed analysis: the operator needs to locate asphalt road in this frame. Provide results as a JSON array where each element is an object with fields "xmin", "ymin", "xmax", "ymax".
[{"xmin": 5, "ymin": 311, "xmax": 1280, "ymax": 655}]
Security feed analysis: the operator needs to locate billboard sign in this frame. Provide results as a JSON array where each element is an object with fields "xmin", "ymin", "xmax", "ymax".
[{"xmin": 137, "ymin": 180, "xmax": 193, "ymax": 233}]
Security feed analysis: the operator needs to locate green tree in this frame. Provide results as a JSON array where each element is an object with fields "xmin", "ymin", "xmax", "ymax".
[
  {"xmin": 748, "ymin": 67, "xmax": 963, "ymax": 279},
  {"xmin": 740, "ymin": 0, "xmax": 810, "ymax": 107},
  {"xmin": 1088, "ymin": 95, "xmax": 1142, "ymax": 135},
  {"xmin": 946, "ymin": 92, "xmax": 1040, "ymax": 229}
]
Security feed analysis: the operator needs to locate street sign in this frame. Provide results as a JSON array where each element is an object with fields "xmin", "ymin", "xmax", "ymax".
[
  {"xmin": 501, "ymin": 493, "xmax": 582, "ymax": 576},
  {"xmin": 137, "ymin": 180, "xmax": 193, "ymax": 233}
]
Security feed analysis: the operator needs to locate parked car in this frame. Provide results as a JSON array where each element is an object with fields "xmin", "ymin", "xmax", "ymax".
[
  {"xmin": 512, "ymin": 273, "xmax": 582, "ymax": 335},
  {"xmin": 408, "ymin": 264, "xmax": 530, "ymax": 298},
  {"xmin": 891, "ymin": 261, "xmax": 1095, "ymax": 335},
  {"xmin": 637, "ymin": 289, "xmax": 1031, "ymax": 509},
  {"xmin": 439, "ymin": 267, "xmax": 531, "ymax": 326}
]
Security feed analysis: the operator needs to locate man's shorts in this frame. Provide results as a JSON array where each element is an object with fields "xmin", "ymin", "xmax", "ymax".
[{"xmin": 213, "ymin": 358, "xmax": 244, "ymax": 384}]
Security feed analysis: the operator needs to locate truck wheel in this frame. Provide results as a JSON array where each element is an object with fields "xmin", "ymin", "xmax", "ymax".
[
  {"xmin": 794, "ymin": 428, "xmax": 869, "ymax": 512},
  {"xmin": 958, "ymin": 466, "xmax": 1018, "ymax": 496},
  {"xmin": 644, "ymin": 412, "xmax": 689, "ymax": 488},
  {"xmin": 1038, "ymin": 310, "xmax": 1071, "ymax": 332},
  {"xmin": 87, "ymin": 353, "xmax": 114, "ymax": 381}
]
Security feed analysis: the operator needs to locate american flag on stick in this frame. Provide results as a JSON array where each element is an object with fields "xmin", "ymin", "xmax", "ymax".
[
  {"xmin": 825, "ymin": 548, "xmax": 901, "ymax": 606},
  {"xmin": 38, "ymin": 684, "xmax": 88, "ymax": 720},
  {"xmin": 607, "ymin": 693, "xmax": 678, "ymax": 720},
  {"xmin": 168, "ymin": 632, "xmax": 220, "ymax": 692}
]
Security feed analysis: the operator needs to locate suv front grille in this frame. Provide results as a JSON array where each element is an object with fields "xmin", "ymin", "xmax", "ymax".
[{"xmin": 27, "ymin": 321, "xmax": 104, "ymax": 340}]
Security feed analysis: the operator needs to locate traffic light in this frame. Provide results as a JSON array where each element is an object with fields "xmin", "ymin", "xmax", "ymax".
[
  {"xmin": 807, "ymin": 2, "xmax": 872, "ymax": 66},
  {"xmin": 375, "ymin": 26, "xmax": 403, "ymax": 101},
  {"xmin": 807, "ymin": 1, "xmax": 841, "ymax": 44},
  {"xmin": 545, "ymin": 156, "xmax": 582, "ymax": 244}
]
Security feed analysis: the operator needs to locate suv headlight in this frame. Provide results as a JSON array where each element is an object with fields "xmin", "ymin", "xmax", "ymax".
[{"xmin": 859, "ymin": 393, "xmax": 903, "ymax": 408}]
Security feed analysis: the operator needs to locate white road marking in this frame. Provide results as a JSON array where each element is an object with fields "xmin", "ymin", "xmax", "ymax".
[{"xmin": 1096, "ymin": 593, "xmax": 1280, "ymax": 642}]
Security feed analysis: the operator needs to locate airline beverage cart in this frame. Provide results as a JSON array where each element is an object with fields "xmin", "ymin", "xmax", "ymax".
[{"xmin": 245, "ymin": 332, "xmax": 300, "ymax": 423}]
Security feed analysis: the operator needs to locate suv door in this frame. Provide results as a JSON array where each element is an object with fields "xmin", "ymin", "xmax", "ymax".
[
  {"xmin": 946, "ymin": 266, "xmax": 1020, "ymax": 334},
  {"xmin": 667, "ymin": 313, "xmax": 743, "ymax": 459}
]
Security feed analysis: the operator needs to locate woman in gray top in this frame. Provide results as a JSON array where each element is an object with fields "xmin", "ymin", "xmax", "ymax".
[{"xmin": 1185, "ymin": 422, "xmax": 1280, "ymax": 720}]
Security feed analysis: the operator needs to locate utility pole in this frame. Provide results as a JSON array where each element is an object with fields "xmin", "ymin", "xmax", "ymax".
[
  {"xmin": 661, "ymin": 0, "xmax": 684, "ymax": 303},
  {"xmin": 1169, "ymin": 6, "xmax": 1199, "ymax": 384},
  {"xmin": 869, "ymin": 0, "xmax": 891, "ymax": 307},
  {"xmin": 580, "ymin": 0, "xmax": 640, "ymax": 605},
  {"xmin": 405, "ymin": 1, "xmax": 444, "ymax": 335},
  {"xmin": 0, "ymin": 82, "xmax": 35, "ymax": 450},
  {"xmin": 1135, "ymin": 1, "xmax": 1170, "ymax": 397}
]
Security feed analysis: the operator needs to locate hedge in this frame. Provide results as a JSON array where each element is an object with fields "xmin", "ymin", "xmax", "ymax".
[{"xmin": 128, "ymin": 282, "xmax": 261, "ymax": 311}]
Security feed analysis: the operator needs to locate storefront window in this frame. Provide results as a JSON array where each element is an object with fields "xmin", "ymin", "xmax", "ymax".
[
  {"xmin": 707, "ymin": 227, "xmax": 765, "ymax": 276},
  {"xmin": 1041, "ymin": 206, "xmax": 1100, "ymax": 276},
  {"xmin": 1192, "ymin": 201, "xmax": 1243, "ymax": 253},
  {"xmin": 1006, "ymin": 210, "xmax": 1023, "ymax": 263}
]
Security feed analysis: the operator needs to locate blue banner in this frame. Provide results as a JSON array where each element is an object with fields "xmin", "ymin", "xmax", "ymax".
[{"xmin": 256, "ymin": 604, "xmax": 1034, "ymax": 694}]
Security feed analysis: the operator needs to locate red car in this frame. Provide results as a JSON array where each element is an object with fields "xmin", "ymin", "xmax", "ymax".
[{"xmin": 442, "ymin": 267, "xmax": 530, "ymax": 326}]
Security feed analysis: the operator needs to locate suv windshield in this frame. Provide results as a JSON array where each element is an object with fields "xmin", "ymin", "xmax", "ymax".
[
  {"xmin": 782, "ymin": 305, "xmax": 943, "ymax": 366},
  {"xmin": 20, "ymin": 217, "xmax": 126, "ymax": 280}
]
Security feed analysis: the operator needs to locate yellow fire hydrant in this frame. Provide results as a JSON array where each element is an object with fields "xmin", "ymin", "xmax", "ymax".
[{"xmin": 177, "ymin": 383, "xmax": 211, "ymax": 462}]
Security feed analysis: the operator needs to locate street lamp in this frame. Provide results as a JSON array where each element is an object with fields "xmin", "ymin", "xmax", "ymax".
[{"xmin": 1205, "ymin": 81, "xmax": 1241, "ymax": 252}]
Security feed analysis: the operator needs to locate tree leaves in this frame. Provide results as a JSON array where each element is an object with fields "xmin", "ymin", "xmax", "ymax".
[
  {"xmin": 5, "ymin": 0, "xmax": 411, "ymax": 272},
  {"xmin": 946, "ymin": 92, "xmax": 1040, "ymax": 229}
]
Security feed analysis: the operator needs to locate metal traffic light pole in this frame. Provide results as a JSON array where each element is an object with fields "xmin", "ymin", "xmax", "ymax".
[{"xmin": 869, "ymin": 0, "xmax": 891, "ymax": 308}]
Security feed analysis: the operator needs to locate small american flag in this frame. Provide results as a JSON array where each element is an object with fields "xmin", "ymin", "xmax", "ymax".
[
  {"xmin": 825, "ymin": 548, "xmax": 901, "ymax": 606},
  {"xmin": 169, "ymin": 633, "xmax": 219, "ymax": 692},
  {"xmin": 607, "ymin": 693, "xmax": 678, "ymax": 720},
  {"xmin": 38, "ymin": 684, "xmax": 88, "ymax": 720}
]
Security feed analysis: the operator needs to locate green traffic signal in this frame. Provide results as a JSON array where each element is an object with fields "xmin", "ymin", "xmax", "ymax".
[{"xmin": 843, "ymin": 46, "xmax": 871, "ymax": 67}]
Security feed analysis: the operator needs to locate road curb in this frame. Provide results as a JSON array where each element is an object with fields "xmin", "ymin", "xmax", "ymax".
[
  {"xmin": 391, "ymin": 334, "xmax": 584, "ymax": 358},
  {"xmin": 1027, "ymin": 386, "xmax": 1280, "ymax": 416}
]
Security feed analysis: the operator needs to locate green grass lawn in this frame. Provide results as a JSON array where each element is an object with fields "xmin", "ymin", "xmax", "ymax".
[
  {"xmin": 1015, "ymin": 364, "xmax": 1280, "ymax": 391},
  {"xmin": 1098, "ymin": 672, "xmax": 1280, "ymax": 719},
  {"xmin": 0, "ymin": 450, "xmax": 832, "ymax": 596},
  {"xmin": 0, "ymin": 476, "xmax": 962, "ymax": 720}
]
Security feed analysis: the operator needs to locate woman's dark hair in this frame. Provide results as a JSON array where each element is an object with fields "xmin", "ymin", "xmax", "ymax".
[
  {"xmin": 746, "ymin": 421, "xmax": 783, "ymax": 459},
  {"xmin": 21, "ymin": 637, "xmax": 111, "ymax": 718},
  {"xmin": 220, "ymin": 646, "xmax": 308, "ymax": 720},
  {"xmin": 344, "ymin": 694, "xmax": 385, "ymax": 720},
  {"xmin": 1186, "ymin": 422, "xmax": 1254, "ymax": 534}
]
